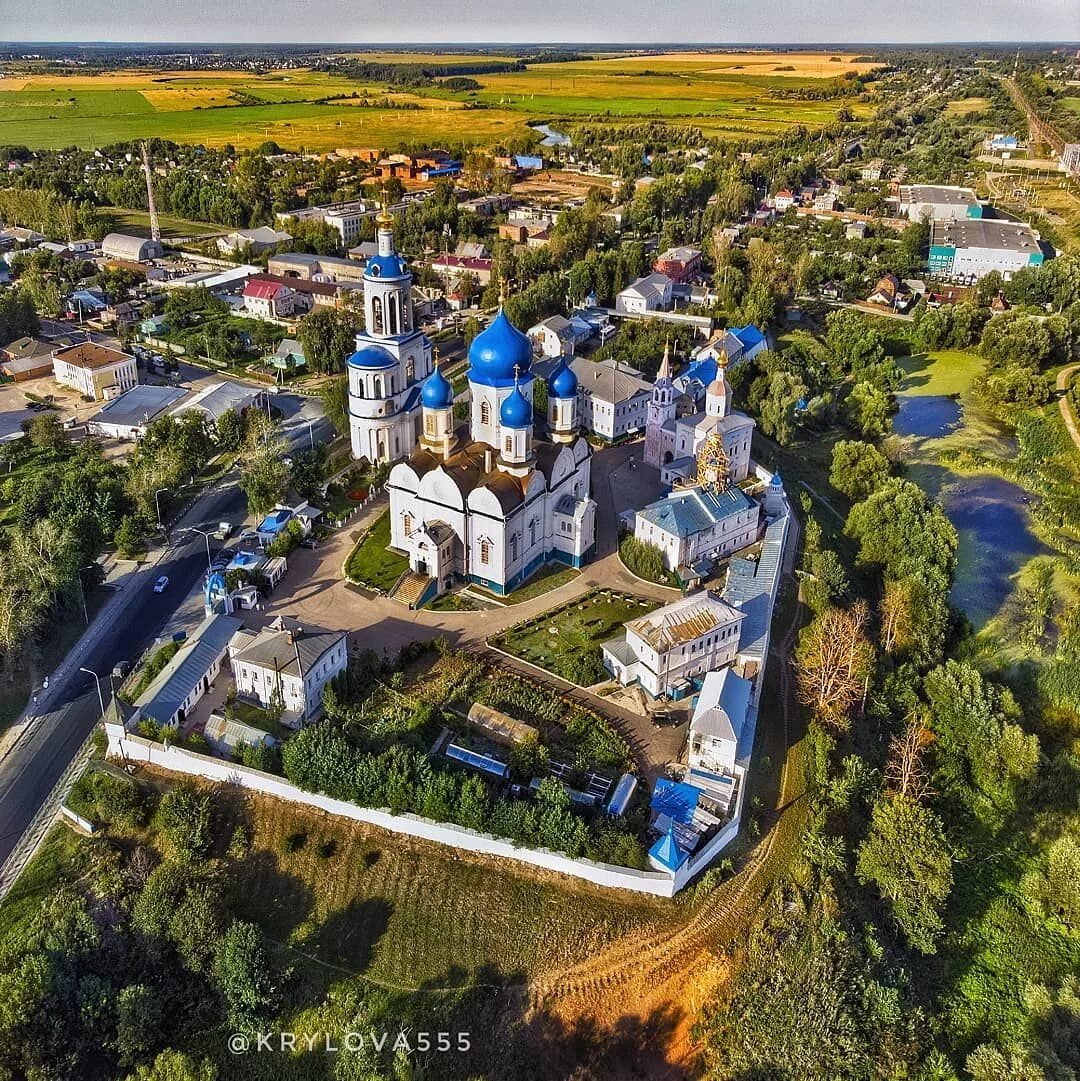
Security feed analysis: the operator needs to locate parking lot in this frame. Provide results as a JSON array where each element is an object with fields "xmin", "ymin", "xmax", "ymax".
[{"xmin": 0, "ymin": 375, "xmax": 102, "ymax": 440}]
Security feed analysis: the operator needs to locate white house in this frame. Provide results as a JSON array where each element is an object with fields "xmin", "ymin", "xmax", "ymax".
[
  {"xmin": 602, "ymin": 590, "xmax": 745, "ymax": 699},
  {"xmin": 52, "ymin": 342, "xmax": 138, "ymax": 401},
  {"xmin": 527, "ymin": 314, "xmax": 592, "ymax": 358},
  {"xmin": 133, "ymin": 613, "xmax": 244, "ymax": 730},
  {"xmin": 688, "ymin": 667, "xmax": 752, "ymax": 775},
  {"xmin": 229, "ymin": 616, "xmax": 348, "ymax": 728},
  {"xmin": 634, "ymin": 483, "xmax": 761, "ymax": 574},
  {"xmin": 243, "ymin": 278, "xmax": 302, "ymax": 320},
  {"xmin": 572, "ymin": 356, "xmax": 652, "ymax": 442},
  {"xmin": 616, "ymin": 272, "xmax": 673, "ymax": 315}
]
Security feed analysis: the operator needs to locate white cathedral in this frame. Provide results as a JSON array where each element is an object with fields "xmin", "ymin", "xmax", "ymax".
[{"xmin": 340, "ymin": 220, "xmax": 597, "ymax": 599}]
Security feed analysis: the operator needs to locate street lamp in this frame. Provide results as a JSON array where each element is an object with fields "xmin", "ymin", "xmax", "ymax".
[
  {"xmin": 79, "ymin": 666, "xmax": 105, "ymax": 718},
  {"xmin": 179, "ymin": 526, "xmax": 214, "ymax": 575},
  {"xmin": 75, "ymin": 562, "xmax": 96, "ymax": 626},
  {"xmin": 154, "ymin": 487, "xmax": 169, "ymax": 530}
]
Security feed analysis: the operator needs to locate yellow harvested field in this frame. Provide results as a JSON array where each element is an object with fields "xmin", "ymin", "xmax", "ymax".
[
  {"xmin": 594, "ymin": 50, "xmax": 884, "ymax": 77},
  {"xmin": 139, "ymin": 87, "xmax": 236, "ymax": 111}
]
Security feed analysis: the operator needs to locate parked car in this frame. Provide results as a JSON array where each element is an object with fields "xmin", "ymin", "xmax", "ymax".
[
  {"xmin": 152, "ymin": 575, "xmax": 169, "ymax": 593},
  {"xmin": 238, "ymin": 529, "xmax": 259, "ymax": 544},
  {"xmin": 299, "ymin": 537, "xmax": 318, "ymax": 550},
  {"xmin": 112, "ymin": 661, "xmax": 131, "ymax": 679}
]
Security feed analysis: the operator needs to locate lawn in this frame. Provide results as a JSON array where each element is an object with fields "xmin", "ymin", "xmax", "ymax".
[
  {"xmin": 103, "ymin": 206, "xmax": 221, "ymax": 239},
  {"xmin": 344, "ymin": 511, "xmax": 408, "ymax": 593},
  {"xmin": 491, "ymin": 590, "xmax": 657, "ymax": 683}
]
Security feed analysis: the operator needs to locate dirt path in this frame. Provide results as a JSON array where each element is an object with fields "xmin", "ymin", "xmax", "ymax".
[
  {"xmin": 1057, "ymin": 364, "xmax": 1080, "ymax": 452},
  {"xmin": 515, "ymin": 514, "xmax": 808, "ymax": 1078}
]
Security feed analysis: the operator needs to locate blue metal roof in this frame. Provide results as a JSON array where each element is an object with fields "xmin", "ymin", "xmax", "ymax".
[
  {"xmin": 138, "ymin": 614, "xmax": 243, "ymax": 727},
  {"xmin": 421, "ymin": 365, "xmax": 454, "ymax": 409},
  {"xmin": 445, "ymin": 742, "xmax": 509, "ymax": 778},
  {"xmin": 347, "ymin": 342, "xmax": 397, "ymax": 370},
  {"xmin": 500, "ymin": 383, "xmax": 533, "ymax": 428},
  {"xmin": 638, "ymin": 485, "xmax": 756, "ymax": 539},
  {"xmin": 364, "ymin": 252, "xmax": 408, "ymax": 279},
  {"xmin": 649, "ymin": 828, "xmax": 689, "ymax": 871},
  {"xmin": 650, "ymin": 778, "xmax": 700, "ymax": 825},
  {"xmin": 731, "ymin": 324, "xmax": 765, "ymax": 349},
  {"xmin": 468, "ymin": 308, "xmax": 533, "ymax": 388},
  {"xmin": 257, "ymin": 508, "xmax": 292, "ymax": 535}
]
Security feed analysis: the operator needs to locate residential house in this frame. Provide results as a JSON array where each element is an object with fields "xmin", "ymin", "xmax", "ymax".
[
  {"xmin": 242, "ymin": 278, "xmax": 302, "ymax": 320},
  {"xmin": 527, "ymin": 314, "xmax": 592, "ymax": 358},
  {"xmin": 860, "ymin": 159, "xmax": 885, "ymax": 182},
  {"xmin": 429, "ymin": 253, "xmax": 494, "ymax": 287},
  {"xmin": 0, "ymin": 336, "xmax": 55, "ymax": 381},
  {"xmin": 772, "ymin": 189, "xmax": 796, "ymax": 211},
  {"xmin": 171, "ymin": 380, "xmax": 268, "ymax": 425},
  {"xmin": 653, "ymin": 246, "xmax": 703, "ymax": 284},
  {"xmin": 615, "ymin": 272, "xmax": 674, "ymax": 315},
  {"xmin": 845, "ymin": 220, "xmax": 868, "ymax": 240},
  {"xmin": 866, "ymin": 273, "xmax": 911, "ymax": 310},
  {"xmin": 133, "ymin": 613, "xmax": 244, "ymax": 729},
  {"xmin": 52, "ymin": 342, "xmax": 138, "ymax": 401},
  {"xmin": 267, "ymin": 338, "xmax": 307, "ymax": 375},
  {"xmin": 601, "ymin": 590, "xmax": 746, "ymax": 699},
  {"xmin": 229, "ymin": 616, "xmax": 348, "ymax": 727},
  {"xmin": 688, "ymin": 667, "xmax": 753, "ymax": 776}
]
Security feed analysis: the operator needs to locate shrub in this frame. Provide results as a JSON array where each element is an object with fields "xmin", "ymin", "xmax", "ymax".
[
  {"xmin": 619, "ymin": 534, "xmax": 671, "ymax": 584},
  {"xmin": 155, "ymin": 780, "xmax": 214, "ymax": 861}
]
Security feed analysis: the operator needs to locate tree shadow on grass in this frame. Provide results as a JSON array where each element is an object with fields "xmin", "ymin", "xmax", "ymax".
[
  {"xmin": 231, "ymin": 848, "xmax": 316, "ymax": 943},
  {"xmin": 302, "ymin": 897, "xmax": 394, "ymax": 974}
]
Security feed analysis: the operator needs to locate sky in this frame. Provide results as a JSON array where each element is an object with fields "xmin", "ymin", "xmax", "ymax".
[{"xmin": 2, "ymin": 0, "xmax": 1076, "ymax": 45}]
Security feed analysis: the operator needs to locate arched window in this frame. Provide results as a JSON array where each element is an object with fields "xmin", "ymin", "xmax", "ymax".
[
  {"xmin": 403, "ymin": 513, "xmax": 414, "ymax": 537},
  {"xmin": 480, "ymin": 400, "xmax": 490, "ymax": 426},
  {"xmin": 372, "ymin": 376, "xmax": 382, "ymax": 398},
  {"xmin": 424, "ymin": 414, "xmax": 435, "ymax": 436},
  {"xmin": 479, "ymin": 538, "xmax": 491, "ymax": 565},
  {"xmin": 388, "ymin": 296, "xmax": 398, "ymax": 335},
  {"xmin": 504, "ymin": 435, "xmax": 513, "ymax": 455},
  {"xmin": 405, "ymin": 357, "xmax": 415, "ymax": 384},
  {"xmin": 529, "ymin": 518, "xmax": 537, "ymax": 545},
  {"xmin": 371, "ymin": 295, "xmax": 384, "ymax": 335},
  {"xmin": 550, "ymin": 402, "xmax": 558, "ymax": 424}
]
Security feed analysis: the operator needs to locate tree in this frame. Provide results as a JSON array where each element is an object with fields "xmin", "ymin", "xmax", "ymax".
[
  {"xmin": 980, "ymin": 310, "xmax": 1053, "ymax": 369},
  {"xmin": 114, "ymin": 514, "xmax": 145, "ymax": 559},
  {"xmin": 825, "ymin": 309, "xmax": 886, "ymax": 378},
  {"xmin": 23, "ymin": 412, "xmax": 66, "ymax": 453},
  {"xmin": 297, "ymin": 306, "xmax": 361, "ymax": 375},
  {"xmin": 795, "ymin": 602, "xmax": 875, "ymax": 730},
  {"xmin": 844, "ymin": 381, "xmax": 891, "ymax": 439},
  {"xmin": 124, "ymin": 1049, "xmax": 218, "ymax": 1081},
  {"xmin": 757, "ymin": 371, "xmax": 807, "ymax": 446},
  {"xmin": 213, "ymin": 921, "xmax": 278, "ymax": 1031},
  {"xmin": 884, "ymin": 713, "xmax": 933, "ymax": 800},
  {"xmin": 215, "ymin": 408, "xmax": 245, "ymax": 451},
  {"xmin": 115, "ymin": 984, "xmax": 163, "ymax": 1068},
  {"xmin": 829, "ymin": 440, "xmax": 891, "ymax": 503},
  {"xmin": 857, "ymin": 793, "xmax": 953, "ymax": 954},
  {"xmin": 155, "ymin": 779, "xmax": 214, "ymax": 861},
  {"xmin": 320, "ymin": 376, "xmax": 349, "ymax": 438},
  {"xmin": 238, "ymin": 421, "xmax": 290, "ymax": 517},
  {"xmin": 879, "ymin": 578, "xmax": 919, "ymax": 656}
]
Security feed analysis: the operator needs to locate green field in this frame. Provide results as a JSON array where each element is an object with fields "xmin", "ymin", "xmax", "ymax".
[
  {"xmin": 103, "ymin": 206, "xmax": 221, "ymax": 238},
  {"xmin": 0, "ymin": 54, "xmax": 877, "ymax": 151}
]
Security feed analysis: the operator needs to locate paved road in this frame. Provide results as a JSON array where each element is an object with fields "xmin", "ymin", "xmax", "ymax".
[{"xmin": 0, "ymin": 481, "xmax": 248, "ymax": 867}]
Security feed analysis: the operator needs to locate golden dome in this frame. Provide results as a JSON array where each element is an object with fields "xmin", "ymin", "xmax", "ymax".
[{"xmin": 375, "ymin": 204, "xmax": 394, "ymax": 229}]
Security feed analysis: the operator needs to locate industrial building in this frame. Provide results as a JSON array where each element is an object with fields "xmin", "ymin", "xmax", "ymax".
[
  {"xmin": 928, "ymin": 218, "xmax": 1045, "ymax": 280},
  {"xmin": 101, "ymin": 233, "xmax": 163, "ymax": 263},
  {"xmin": 899, "ymin": 184, "xmax": 982, "ymax": 222}
]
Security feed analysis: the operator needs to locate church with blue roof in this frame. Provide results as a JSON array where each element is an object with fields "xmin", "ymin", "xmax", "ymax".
[
  {"xmin": 346, "ymin": 206, "xmax": 435, "ymax": 463},
  {"xmin": 386, "ymin": 304, "xmax": 596, "ymax": 599}
]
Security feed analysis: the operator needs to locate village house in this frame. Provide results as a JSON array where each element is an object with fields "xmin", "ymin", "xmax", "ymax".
[
  {"xmin": 653, "ymin": 246, "xmax": 703, "ymax": 284},
  {"xmin": 242, "ymin": 278, "xmax": 303, "ymax": 320},
  {"xmin": 616, "ymin": 272, "xmax": 674, "ymax": 315},
  {"xmin": 229, "ymin": 616, "xmax": 348, "ymax": 727},
  {"xmin": 0, "ymin": 336, "xmax": 55, "ymax": 381},
  {"xmin": 687, "ymin": 667, "xmax": 753, "ymax": 776},
  {"xmin": 570, "ymin": 356, "xmax": 652, "ymax": 442},
  {"xmin": 527, "ymin": 314, "xmax": 592, "ymax": 358}
]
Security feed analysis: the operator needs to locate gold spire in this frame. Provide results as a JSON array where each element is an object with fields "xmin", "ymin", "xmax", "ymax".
[
  {"xmin": 658, "ymin": 337, "xmax": 672, "ymax": 380},
  {"xmin": 433, "ymin": 345, "xmax": 440, "ymax": 368},
  {"xmin": 499, "ymin": 277, "xmax": 509, "ymax": 305},
  {"xmin": 718, "ymin": 349, "xmax": 730, "ymax": 370},
  {"xmin": 375, "ymin": 200, "xmax": 394, "ymax": 229}
]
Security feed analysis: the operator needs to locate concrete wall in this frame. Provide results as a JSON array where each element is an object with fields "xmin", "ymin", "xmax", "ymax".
[{"xmin": 106, "ymin": 728, "xmax": 701, "ymax": 898}]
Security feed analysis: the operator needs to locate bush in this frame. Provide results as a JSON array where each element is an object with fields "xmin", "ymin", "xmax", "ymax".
[
  {"xmin": 619, "ymin": 534, "xmax": 672, "ymax": 584},
  {"xmin": 69, "ymin": 770, "xmax": 148, "ymax": 829},
  {"xmin": 155, "ymin": 780, "xmax": 214, "ymax": 861}
]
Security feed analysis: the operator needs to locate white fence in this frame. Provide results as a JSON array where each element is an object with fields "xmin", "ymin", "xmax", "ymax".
[{"xmin": 107, "ymin": 728, "xmax": 716, "ymax": 897}]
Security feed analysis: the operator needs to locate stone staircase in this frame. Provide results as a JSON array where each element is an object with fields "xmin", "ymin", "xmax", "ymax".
[{"xmin": 390, "ymin": 571, "xmax": 433, "ymax": 609}]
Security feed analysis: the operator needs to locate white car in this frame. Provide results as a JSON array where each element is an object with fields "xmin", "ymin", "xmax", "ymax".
[{"xmin": 152, "ymin": 575, "xmax": 170, "ymax": 594}]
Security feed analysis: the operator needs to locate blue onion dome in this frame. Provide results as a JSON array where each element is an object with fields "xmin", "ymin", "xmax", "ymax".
[
  {"xmin": 770, "ymin": 473, "xmax": 783, "ymax": 486},
  {"xmin": 347, "ymin": 342, "xmax": 397, "ymax": 369},
  {"xmin": 421, "ymin": 364, "xmax": 454, "ymax": 409},
  {"xmin": 500, "ymin": 383, "xmax": 533, "ymax": 429},
  {"xmin": 364, "ymin": 252, "xmax": 408, "ymax": 279},
  {"xmin": 468, "ymin": 308, "xmax": 532, "ymax": 387},
  {"xmin": 547, "ymin": 357, "xmax": 578, "ymax": 399}
]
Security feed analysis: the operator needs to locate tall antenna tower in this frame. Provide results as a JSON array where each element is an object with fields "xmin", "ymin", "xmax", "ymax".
[{"xmin": 140, "ymin": 142, "xmax": 161, "ymax": 244}]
